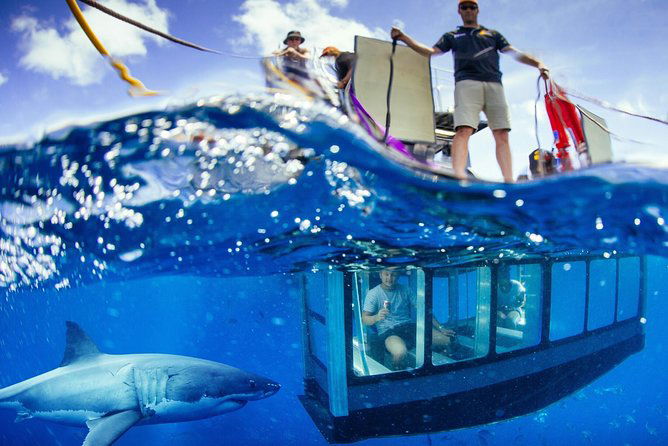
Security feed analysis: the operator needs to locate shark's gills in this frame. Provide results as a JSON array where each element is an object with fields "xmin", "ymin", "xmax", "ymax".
[
  {"xmin": 132, "ymin": 368, "xmax": 169, "ymax": 416},
  {"xmin": 83, "ymin": 410, "xmax": 141, "ymax": 446}
]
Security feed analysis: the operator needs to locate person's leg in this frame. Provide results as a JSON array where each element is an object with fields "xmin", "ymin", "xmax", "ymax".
[
  {"xmin": 432, "ymin": 329, "xmax": 453, "ymax": 350},
  {"xmin": 384, "ymin": 335, "xmax": 408, "ymax": 369},
  {"xmin": 492, "ymin": 129, "xmax": 513, "ymax": 183},
  {"xmin": 453, "ymin": 80, "xmax": 484, "ymax": 179},
  {"xmin": 452, "ymin": 126, "xmax": 475, "ymax": 179},
  {"xmin": 483, "ymin": 82, "xmax": 513, "ymax": 182}
]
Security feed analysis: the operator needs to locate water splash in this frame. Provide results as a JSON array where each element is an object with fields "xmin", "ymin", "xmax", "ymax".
[{"xmin": 1, "ymin": 93, "xmax": 667, "ymax": 290}]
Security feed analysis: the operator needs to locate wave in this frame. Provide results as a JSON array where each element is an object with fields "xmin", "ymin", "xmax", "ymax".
[{"xmin": 1, "ymin": 93, "xmax": 667, "ymax": 290}]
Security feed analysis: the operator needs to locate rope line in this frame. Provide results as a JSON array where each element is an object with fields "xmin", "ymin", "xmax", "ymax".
[
  {"xmin": 66, "ymin": 0, "xmax": 157, "ymax": 96},
  {"xmin": 575, "ymin": 104, "xmax": 652, "ymax": 146},
  {"xmin": 566, "ymin": 90, "xmax": 668, "ymax": 126},
  {"xmin": 81, "ymin": 0, "xmax": 274, "ymax": 60},
  {"xmin": 534, "ymin": 76, "xmax": 543, "ymax": 149},
  {"xmin": 383, "ymin": 39, "xmax": 398, "ymax": 143},
  {"xmin": 79, "ymin": 0, "xmax": 220, "ymax": 54},
  {"xmin": 550, "ymin": 80, "xmax": 668, "ymax": 127}
]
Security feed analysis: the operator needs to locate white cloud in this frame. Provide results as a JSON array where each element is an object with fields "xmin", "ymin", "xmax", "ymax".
[
  {"xmin": 0, "ymin": 72, "xmax": 7, "ymax": 87},
  {"xmin": 12, "ymin": 0, "xmax": 170, "ymax": 86},
  {"xmin": 233, "ymin": 0, "xmax": 385, "ymax": 55}
]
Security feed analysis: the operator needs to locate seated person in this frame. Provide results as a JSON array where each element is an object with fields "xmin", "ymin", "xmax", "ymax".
[
  {"xmin": 274, "ymin": 31, "xmax": 310, "ymax": 79},
  {"xmin": 320, "ymin": 46, "xmax": 357, "ymax": 89},
  {"xmin": 497, "ymin": 279, "xmax": 527, "ymax": 329},
  {"xmin": 362, "ymin": 268, "xmax": 455, "ymax": 369}
]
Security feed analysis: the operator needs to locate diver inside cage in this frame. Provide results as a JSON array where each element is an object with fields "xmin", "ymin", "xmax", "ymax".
[
  {"xmin": 362, "ymin": 268, "xmax": 455, "ymax": 370},
  {"xmin": 497, "ymin": 278, "xmax": 527, "ymax": 329}
]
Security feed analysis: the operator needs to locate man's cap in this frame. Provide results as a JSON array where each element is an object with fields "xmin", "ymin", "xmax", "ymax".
[
  {"xmin": 283, "ymin": 31, "xmax": 305, "ymax": 45},
  {"xmin": 458, "ymin": 0, "xmax": 478, "ymax": 5},
  {"xmin": 320, "ymin": 46, "xmax": 341, "ymax": 58}
]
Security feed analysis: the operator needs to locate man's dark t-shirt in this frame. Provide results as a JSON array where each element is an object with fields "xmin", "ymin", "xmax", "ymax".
[
  {"xmin": 334, "ymin": 52, "xmax": 357, "ymax": 81},
  {"xmin": 434, "ymin": 25, "xmax": 510, "ymax": 83}
]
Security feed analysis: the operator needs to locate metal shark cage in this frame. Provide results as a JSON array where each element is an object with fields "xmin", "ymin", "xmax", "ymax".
[{"xmin": 298, "ymin": 254, "xmax": 647, "ymax": 443}]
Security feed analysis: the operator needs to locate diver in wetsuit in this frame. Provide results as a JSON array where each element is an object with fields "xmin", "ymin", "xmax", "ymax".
[{"xmin": 497, "ymin": 279, "xmax": 527, "ymax": 329}]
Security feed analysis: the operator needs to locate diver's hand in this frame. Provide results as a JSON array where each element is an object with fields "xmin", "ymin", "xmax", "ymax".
[
  {"xmin": 376, "ymin": 309, "xmax": 389, "ymax": 322},
  {"xmin": 390, "ymin": 27, "xmax": 405, "ymax": 42},
  {"xmin": 440, "ymin": 328, "xmax": 456, "ymax": 337}
]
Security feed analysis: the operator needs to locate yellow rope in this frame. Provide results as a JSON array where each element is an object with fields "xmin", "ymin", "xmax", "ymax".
[{"xmin": 66, "ymin": 0, "xmax": 158, "ymax": 96}]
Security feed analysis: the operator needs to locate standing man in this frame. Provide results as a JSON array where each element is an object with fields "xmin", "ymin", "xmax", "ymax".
[{"xmin": 391, "ymin": 0, "xmax": 549, "ymax": 182}]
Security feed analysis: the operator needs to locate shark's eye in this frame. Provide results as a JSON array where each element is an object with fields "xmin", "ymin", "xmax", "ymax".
[{"xmin": 249, "ymin": 379, "xmax": 257, "ymax": 389}]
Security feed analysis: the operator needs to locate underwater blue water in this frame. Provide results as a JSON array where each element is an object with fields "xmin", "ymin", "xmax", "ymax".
[{"xmin": 1, "ymin": 94, "xmax": 667, "ymax": 445}]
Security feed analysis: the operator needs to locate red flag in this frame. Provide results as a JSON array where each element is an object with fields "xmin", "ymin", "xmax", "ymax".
[{"xmin": 545, "ymin": 83, "xmax": 585, "ymax": 152}]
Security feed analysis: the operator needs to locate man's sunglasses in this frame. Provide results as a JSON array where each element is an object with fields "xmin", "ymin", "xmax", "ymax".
[{"xmin": 460, "ymin": 5, "xmax": 478, "ymax": 10}]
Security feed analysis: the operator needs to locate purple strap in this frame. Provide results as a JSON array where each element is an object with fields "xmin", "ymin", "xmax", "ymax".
[{"xmin": 349, "ymin": 92, "xmax": 414, "ymax": 159}]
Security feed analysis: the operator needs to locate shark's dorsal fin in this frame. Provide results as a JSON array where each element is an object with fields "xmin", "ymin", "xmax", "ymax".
[{"xmin": 60, "ymin": 321, "xmax": 102, "ymax": 367}]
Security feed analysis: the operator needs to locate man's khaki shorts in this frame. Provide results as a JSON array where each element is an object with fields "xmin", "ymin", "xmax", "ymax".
[{"xmin": 454, "ymin": 80, "xmax": 511, "ymax": 131}]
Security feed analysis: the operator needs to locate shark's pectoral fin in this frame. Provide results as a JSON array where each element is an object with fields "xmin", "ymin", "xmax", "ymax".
[{"xmin": 83, "ymin": 410, "xmax": 142, "ymax": 446}]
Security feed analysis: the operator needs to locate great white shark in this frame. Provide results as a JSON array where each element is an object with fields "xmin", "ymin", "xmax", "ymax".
[{"xmin": 0, "ymin": 321, "xmax": 280, "ymax": 445}]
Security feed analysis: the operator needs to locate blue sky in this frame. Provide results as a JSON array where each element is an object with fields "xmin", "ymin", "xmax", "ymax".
[{"xmin": 1, "ymin": 0, "xmax": 667, "ymax": 179}]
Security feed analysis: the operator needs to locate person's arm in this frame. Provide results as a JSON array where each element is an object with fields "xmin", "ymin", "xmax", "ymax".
[
  {"xmin": 363, "ymin": 310, "xmax": 388, "ymax": 326},
  {"xmin": 501, "ymin": 45, "xmax": 550, "ymax": 79},
  {"xmin": 432, "ymin": 317, "xmax": 455, "ymax": 336},
  {"xmin": 293, "ymin": 48, "xmax": 311, "ymax": 60},
  {"xmin": 391, "ymin": 27, "xmax": 443, "ymax": 58},
  {"xmin": 277, "ymin": 47, "xmax": 311, "ymax": 60},
  {"xmin": 337, "ymin": 67, "xmax": 353, "ymax": 89},
  {"xmin": 362, "ymin": 292, "xmax": 387, "ymax": 326}
]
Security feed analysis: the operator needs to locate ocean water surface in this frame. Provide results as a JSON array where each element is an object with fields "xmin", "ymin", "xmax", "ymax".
[{"xmin": 1, "ymin": 94, "xmax": 667, "ymax": 445}]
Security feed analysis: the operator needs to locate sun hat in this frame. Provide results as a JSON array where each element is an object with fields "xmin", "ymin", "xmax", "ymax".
[
  {"xmin": 283, "ymin": 31, "xmax": 305, "ymax": 45},
  {"xmin": 458, "ymin": 0, "xmax": 478, "ymax": 5}
]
